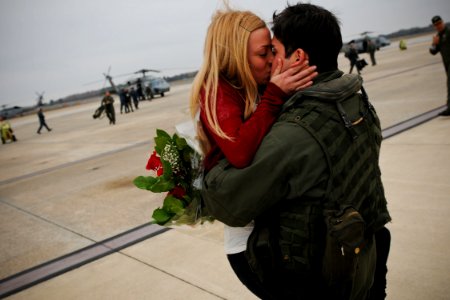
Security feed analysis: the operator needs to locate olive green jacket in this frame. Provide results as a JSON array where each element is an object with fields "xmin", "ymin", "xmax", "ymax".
[
  {"xmin": 430, "ymin": 25, "xmax": 450, "ymax": 69},
  {"xmin": 202, "ymin": 71, "xmax": 390, "ymax": 229}
]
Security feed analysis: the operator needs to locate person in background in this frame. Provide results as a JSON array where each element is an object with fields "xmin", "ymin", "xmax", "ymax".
[
  {"xmin": 37, "ymin": 108, "xmax": 52, "ymax": 134},
  {"xmin": 130, "ymin": 87, "xmax": 139, "ymax": 110},
  {"xmin": 119, "ymin": 88, "xmax": 130, "ymax": 114},
  {"xmin": 124, "ymin": 88, "xmax": 133, "ymax": 113},
  {"xmin": 367, "ymin": 38, "xmax": 377, "ymax": 66},
  {"xmin": 345, "ymin": 41, "xmax": 360, "ymax": 74},
  {"xmin": 0, "ymin": 116, "xmax": 17, "ymax": 143},
  {"xmin": 429, "ymin": 15, "xmax": 450, "ymax": 116},
  {"xmin": 145, "ymin": 85, "xmax": 154, "ymax": 100},
  {"xmin": 189, "ymin": 7, "xmax": 317, "ymax": 299},
  {"xmin": 202, "ymin": 3, "xmax": 391, "ymax": 299},
  {"xmin": 136, "ymin": 78, "xmax": 145, "ymax": 101},
  {"xmin": 101, "ymin": 91, "xmax": 116, "ymax": 125}
]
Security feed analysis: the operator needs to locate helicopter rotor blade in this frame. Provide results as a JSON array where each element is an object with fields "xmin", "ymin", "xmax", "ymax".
[
  {"xmin": 134, "ymin": 69, "xmax": 161, "ymax": 75},
  {"xmin": 102, "ymin": 66, "xmax": 112, "ymax": 88}
]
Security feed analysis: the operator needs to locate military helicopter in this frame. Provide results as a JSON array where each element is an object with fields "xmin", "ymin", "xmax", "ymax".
[
  {"xmin": 127, "ymin": 69, "xmax": 171, "ymax": 99},
  {"xmin": 342, "ymin": 31, "xmax": 391, "ymax": 54},
  {"xmin": 0, "ymin": 90, "xmax": 43, "ymax": 119},
  {"xmin": 85, "ymin": 67, "xmax": 170, "ymax": 99},
  {"xmin": 0, "ymin": 104, "xmax": 24, "ymax": 119}
]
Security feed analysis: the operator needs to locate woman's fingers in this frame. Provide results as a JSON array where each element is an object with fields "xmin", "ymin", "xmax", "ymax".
[
  {"xmin": 270, "ymin": 59, "xmax": 317, "ymax": 94},
  {"xmin": 295, "ymin": 80, "xmax": 314, "ymax": 91},
  {"xmin": 287, "ymin": 60, "xmax": 309, "ymax": 73},
  {"xmin": 297, "ymin": 65, "xmax": 317, "ymax": 78},
  {"xmin": 289, "ymin": 65, "xmax": 317, "ymax": 91}
]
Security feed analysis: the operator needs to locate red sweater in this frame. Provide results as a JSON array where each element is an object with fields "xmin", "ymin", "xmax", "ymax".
[{"xmin": 201, "ymin": 78, "xmax": 287, "ymax": 172}]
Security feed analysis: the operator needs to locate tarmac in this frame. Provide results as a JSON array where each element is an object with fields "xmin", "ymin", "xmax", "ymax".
[{"xmin": 1, "ymin": 34, "xmax": 449, "ymax": 299}]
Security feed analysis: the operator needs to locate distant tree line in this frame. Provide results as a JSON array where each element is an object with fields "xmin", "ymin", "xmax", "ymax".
[
  {"xmin": 384, "ymin": 23, "xmax": 448, "ymax": 39},
  {"xmin": 164, "ymin": 71, "xmax": 198, "ymax": 82}
]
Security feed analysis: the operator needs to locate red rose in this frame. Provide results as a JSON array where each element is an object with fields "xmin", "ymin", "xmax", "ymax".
[
  {"xmin": 169, "ymin": 186, "xmax": 186, "ymax": 199},
  {"xmin": 146, "ymin": 150, "xmax": 163, "ymax": 176}
]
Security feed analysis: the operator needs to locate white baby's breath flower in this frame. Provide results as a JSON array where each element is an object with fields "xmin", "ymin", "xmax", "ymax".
[{"xmin": 162, "ymin": 143, "xmax": 181, "ymax": 174}]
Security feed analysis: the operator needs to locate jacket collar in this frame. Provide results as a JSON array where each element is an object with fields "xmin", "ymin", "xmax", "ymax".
[{"xmin": 282, "ymin": 70, "xmax": 363, "ymax": 111}]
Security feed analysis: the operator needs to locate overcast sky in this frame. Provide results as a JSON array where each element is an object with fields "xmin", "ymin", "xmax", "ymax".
[{"xmin": 1, "ymin": 0, "xmax": 449, "ymax": 108}]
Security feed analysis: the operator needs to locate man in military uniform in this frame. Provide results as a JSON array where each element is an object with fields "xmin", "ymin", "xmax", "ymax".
[
  {"xmin": 37, "ymin": 108, "xmax": 52, "ymax": 134},
  {"xmin": 101, "ymin": 91, "xmax": 116, "ymax": 125},
  {"xmin": 430, "ymin": 15, "xmax": 450, "ymax": 116},
  {"xmin": 202, "ymin": 3, "xmax": 391, "ymax": 299},
  {"xmin": 367, "ymin": 38, "xmax": 377, "ymax": 66},
  {"xmin": 345, "ymin": 41, "xmax": 361, "ymax": 74}
]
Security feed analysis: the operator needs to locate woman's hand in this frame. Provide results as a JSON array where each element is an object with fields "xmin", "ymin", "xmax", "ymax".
[{"xmin": 270, "ymin": 59, "xmax": 317, "ymax": 95}]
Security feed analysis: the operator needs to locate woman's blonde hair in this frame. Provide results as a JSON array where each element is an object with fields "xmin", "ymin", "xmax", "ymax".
[{"xmin": 189, "ymin": 9, "xmax": 266, "ymax": 141}]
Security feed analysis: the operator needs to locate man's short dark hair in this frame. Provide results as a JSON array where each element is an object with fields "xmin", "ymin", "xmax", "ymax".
[{"xmin": 272, "ymin": 3, "xmax": 342, "ymax": 73}]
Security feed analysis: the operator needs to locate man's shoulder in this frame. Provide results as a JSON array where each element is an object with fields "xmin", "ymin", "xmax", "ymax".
[{"xmin": 264, "ymin": 107, "xmax": 325, "ymax": 150}]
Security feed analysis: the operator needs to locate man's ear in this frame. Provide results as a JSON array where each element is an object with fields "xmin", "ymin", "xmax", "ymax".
[{"xmin": 292, "ymin": 48, "xmax": 309, "ymax": 63}]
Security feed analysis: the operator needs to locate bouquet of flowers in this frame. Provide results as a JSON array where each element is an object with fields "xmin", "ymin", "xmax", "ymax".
[{"xmin": 133, "ymin": 128, "xmax": 213, "ymax": 226}]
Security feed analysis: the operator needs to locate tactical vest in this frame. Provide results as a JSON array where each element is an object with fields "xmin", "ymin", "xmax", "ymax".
[{"xmin": 274, "ymin": 88, "xmax": 391, "ymax": 274}]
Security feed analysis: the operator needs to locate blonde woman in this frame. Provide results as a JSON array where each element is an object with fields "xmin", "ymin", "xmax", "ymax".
[{"xmin": 190, "ymin": 9, "xmax": 316, "ymax": 298}]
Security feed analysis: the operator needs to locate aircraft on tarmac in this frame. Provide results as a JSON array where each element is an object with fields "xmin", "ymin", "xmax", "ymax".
[
  {"xmin": 86, "ymin": 67, "xmax": 170, "ymax": 99},
  {"xmin": 342, "ymin": 32, "xmax": 391, "ymax": 54},
  {"xmin": 0, "ymin": 104, "xmax": 24, "ymax": 119},
  {"xmin": 127, "ymin": 69, "xmax": 170, "ymax": 98},
  {"xmin": 0, "ymin": 91, "xmax": 46, "ymax": 119}
]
